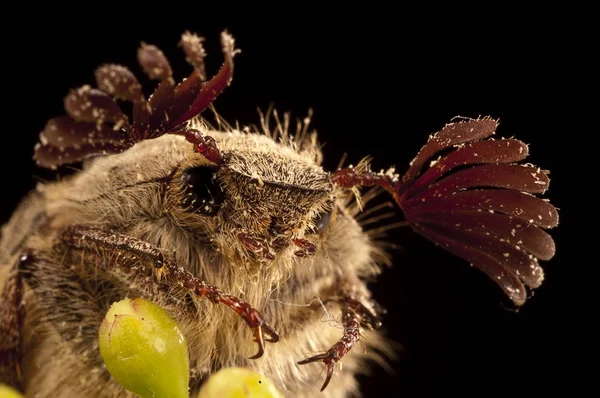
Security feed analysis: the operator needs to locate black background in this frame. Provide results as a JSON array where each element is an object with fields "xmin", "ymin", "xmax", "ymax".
[{"xmin": 2, "ymin": 8, "xmax": 579, "ymax": 397}]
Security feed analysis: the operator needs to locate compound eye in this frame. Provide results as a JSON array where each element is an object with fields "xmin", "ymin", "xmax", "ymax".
[
  {"xmin": 313, "ymin": 208, "xmax": 333, "ymax": 235},
  {"xmin": 181, "ymin": 167, "xmax": 224, "ymax": 216}
]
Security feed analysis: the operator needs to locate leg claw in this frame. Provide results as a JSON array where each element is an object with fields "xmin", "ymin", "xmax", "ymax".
[
  {"xmin": 298, "ymin": 350, "xmax": 337, "ymax": 391},
  {"xmin": 248, "ymin": 323, "xmax": 280, "ymax": 359}
]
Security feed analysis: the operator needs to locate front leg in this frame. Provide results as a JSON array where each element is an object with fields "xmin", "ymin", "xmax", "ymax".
[
  {"xmin": 61, "ymin": 224, "xmax": 279, "ymax": 358},
  {"xmin": 297, "ymin": 289, "xmax": 383, "ymax": 391}
]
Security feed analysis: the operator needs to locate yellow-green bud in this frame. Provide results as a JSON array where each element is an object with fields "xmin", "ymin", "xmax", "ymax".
[
  {"xmin": 197, "ymin": 367, "xmax": 284, "ymax": 398},
  {"xmin": 0, "ymin": 384, "xmax": 25, "ymax": 398},
  {"xmin": 98, "ymin": 298, "xmax": 189, "ymax": 398}
]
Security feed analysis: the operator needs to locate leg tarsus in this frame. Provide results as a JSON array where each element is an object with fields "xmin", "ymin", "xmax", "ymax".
[
  {"xmin": 298, "ymin": 292, "xmax": 381, "ymax": 391},
  {"xmin": 344, "ymin": 296, "xmax": 383, "ymax": 330},
  {"xmin": 323, "ymin": 295, "xmax": 383, "ymax": 330},
  {"xmin": 194, "ymin": 290, "xmax": 280, "ymax": 358}
]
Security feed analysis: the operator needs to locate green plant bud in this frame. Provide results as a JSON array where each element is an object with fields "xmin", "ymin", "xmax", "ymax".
[
  {"xmin": 0, "ymin": 384, "xmax": 25, "ymax": 398},
  {"xmin": 98, "ymin": 298, "xmax": 189, "ymax": 398},
  {"xmin": 197, "ymin": 367, "xmax": 284, "ymax": 398}
]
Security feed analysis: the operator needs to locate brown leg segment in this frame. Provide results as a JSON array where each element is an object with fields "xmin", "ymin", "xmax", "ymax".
[
  {"xmin": 0, "ymin": 253, "xmax": 33, "ymax": 390},
  {"xmin": 61, "ymin": 225, "xmax": 279, "ymax": 359},
  {"xmin": 297, "ymin": 293, "xmax": 383, "ymax": 391}
]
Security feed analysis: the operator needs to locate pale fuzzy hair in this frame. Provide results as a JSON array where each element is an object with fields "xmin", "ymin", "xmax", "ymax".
[{"xmin": 1, "ymin": 112, "xmax": 396, "ymax": 397}]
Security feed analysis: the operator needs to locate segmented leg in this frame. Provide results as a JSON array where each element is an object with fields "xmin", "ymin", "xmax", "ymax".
[
  {"xmin": 60, "ymin": 225, "xmax": 279, "ymax": 358},
  {"xmin": 237, "ymin": 233, "xmax": 317, "ymax": 260},
  {"xmin": 292, "ymin": 239, "xmax": 317, "ymax": 258},
  {"xmin": 0, "ymin": 254, "xmax": 32, "ymax": 390},
  {"xmin": 298, "ymin": 293, "xmax": 382, "ymax": 391},
  {"xmin": 238, "ymin": 233, "xmax": 276, "ymax": 260}
]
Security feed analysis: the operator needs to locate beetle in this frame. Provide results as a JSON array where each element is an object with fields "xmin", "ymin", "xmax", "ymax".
[{"xmin": 0, "ymin": 30, "xmax": 558, "ymax": 397}]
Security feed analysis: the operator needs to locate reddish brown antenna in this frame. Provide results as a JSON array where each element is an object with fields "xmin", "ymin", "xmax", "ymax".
[
  {"xmin": 34, "ymin": 31, "xmax": 237, "ymax": 169},
  {"xmin": 332, "ymin": 117, "xmax": 558, "ymax": 306}
]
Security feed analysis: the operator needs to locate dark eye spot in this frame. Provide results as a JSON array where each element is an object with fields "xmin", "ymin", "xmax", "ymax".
[
  {"xmin": 313, "ymin": 208, "xmax": 333, "ymax": 235},
  {"xmin": 181, "ymin": 167, "xmax": 224, "ymax": 216}
]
